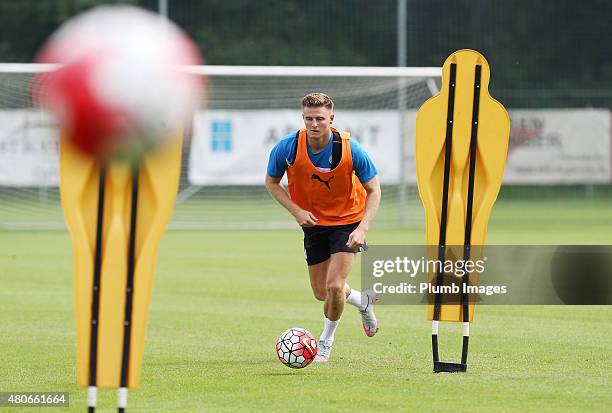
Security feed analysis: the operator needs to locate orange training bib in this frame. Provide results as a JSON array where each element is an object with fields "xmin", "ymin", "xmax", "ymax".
[{"xmin": 287, "ymin": 128, "xmax": 366, "ymax": 226}]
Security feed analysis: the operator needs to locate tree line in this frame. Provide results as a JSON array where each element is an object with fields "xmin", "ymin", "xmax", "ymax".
[{"xmin": 1, "ymin": 0, "xmax": 610, "ymax": 107}]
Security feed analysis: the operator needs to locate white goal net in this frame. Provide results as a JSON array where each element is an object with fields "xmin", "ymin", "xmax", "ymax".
[{"xmin": 0, "ymin": 64, "xmax": 441, "ymax": 230}]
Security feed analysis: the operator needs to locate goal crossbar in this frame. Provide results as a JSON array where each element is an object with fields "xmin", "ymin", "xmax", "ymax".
[{"xmin": 0, "ymin": 63, "xmax": 441, "ymax": 78}]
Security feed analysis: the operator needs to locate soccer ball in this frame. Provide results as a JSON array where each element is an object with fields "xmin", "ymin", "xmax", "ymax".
[
  {"xmin": 35, "ymin": 5, "xmax": 202, "ymax": 158},
  {"xmin": 275, "ymin": 328, "xmax": 318, "ymax": 369}
]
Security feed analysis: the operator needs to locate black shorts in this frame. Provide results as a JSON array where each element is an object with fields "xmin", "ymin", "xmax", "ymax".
[{"xmin": 302, "ymin": 221, "xmax": 366, "ymax": 266}]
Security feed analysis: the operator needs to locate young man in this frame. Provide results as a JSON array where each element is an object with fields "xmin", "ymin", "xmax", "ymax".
[{"xmin": 265, "ymin": 93, "xmax": 381, "ymax": 362}]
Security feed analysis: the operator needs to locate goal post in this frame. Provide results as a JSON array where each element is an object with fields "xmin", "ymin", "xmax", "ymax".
[{"xmin": 0, "ymin": 64, "xmax": 441, "ymax": 230}]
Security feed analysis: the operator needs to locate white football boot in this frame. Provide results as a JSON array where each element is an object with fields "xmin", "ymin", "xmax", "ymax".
[
  {"xmin": 314, "ymin": 340, "xmax": 333, "ymax": 362},
  {"xmin": 359, "ymin": 290, "xmax": 379, "ymax": 337}
]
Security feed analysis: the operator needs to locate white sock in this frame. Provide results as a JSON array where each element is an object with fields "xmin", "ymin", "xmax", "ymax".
[
  {"xmin": 346, "ymin": 288, "xmax": 365, "ymax": 310},
  {"xmin": 319, "ymin": 316, "xmax": 340, "ymax": 344}
]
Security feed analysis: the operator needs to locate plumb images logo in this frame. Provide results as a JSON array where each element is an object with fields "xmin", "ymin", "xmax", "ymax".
[
  {"xmin": 369, "ymin": 255, "xmax": 506, "ymax": 298},
  {"xmin": 361, "ymin": 245, "xmax": 612, "ymax": 305},
  {"xmin": 367, "ymin": 251, "xmax": 507, "ymax": 301}
]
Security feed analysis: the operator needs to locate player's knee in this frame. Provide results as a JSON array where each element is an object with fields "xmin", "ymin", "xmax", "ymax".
[
  {"xmin": 313, "ymin": 290, "xmax": 327, "ymax": 301},
  {"xmin": 326, "ymin": 282, "xmax": 344, "ymax": 297}
]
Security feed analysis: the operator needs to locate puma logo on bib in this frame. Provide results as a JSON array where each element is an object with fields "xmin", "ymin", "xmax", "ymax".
[{"xmin": 311, "ymin": 174, "xmax": 334, "ymax": 190}]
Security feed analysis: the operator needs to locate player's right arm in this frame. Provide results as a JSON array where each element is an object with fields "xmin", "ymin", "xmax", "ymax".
[
  {"xmin": 265, "ymin": 175, "xmax": 318, "ymax": 227},
  {"xmin": 265, "ymin": 134, "xmax": 318, "ymax": 227}
]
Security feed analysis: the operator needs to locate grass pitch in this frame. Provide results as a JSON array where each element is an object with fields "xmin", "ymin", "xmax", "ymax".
[{"xmin": 1, "ymin": 197, "xmax": 611, "ymax": 412}]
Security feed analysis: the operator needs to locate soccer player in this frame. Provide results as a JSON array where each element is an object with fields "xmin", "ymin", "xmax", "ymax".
[{"xmin": 265, "ymin": 93, "xmax": 381, "ymax": 362}]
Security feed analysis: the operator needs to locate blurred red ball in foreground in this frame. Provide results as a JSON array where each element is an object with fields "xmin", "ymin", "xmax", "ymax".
[
  {"xmin": 36, "ymin": 5, "xmax": 202, "ymax": 158},
  {"xmin": 276, "ymin": 328, "xmax": 318, "ymax": 369}
]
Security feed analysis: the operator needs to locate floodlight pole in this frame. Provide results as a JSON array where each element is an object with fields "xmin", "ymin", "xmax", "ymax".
[
  {"xmin": 158, "ymin": 0, "xmax": 168, "ymax": 18},
  {"xmin": 397, "ymin": 0, "xmax": 408, "ymax": 225}
]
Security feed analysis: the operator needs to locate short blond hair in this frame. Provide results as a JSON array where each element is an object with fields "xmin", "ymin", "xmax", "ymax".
[{"xmin": 301, "ymin": 93, "xmax": 334, "ymax": 110}]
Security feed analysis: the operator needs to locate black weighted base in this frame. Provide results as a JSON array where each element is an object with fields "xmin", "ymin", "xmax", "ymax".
[{"xmin": 434, "ymin": 361, "xmax": 467, "ymax": 373}]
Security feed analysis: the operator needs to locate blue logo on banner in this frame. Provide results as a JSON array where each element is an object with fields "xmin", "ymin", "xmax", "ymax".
[{"xmin": 211, "ymin": 120, "xmax": 233, "ymax": 152}]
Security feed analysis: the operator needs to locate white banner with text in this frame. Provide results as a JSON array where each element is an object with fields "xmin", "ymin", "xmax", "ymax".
[{"xmin": 0, "ymin": 109, "xmax": 609, "ymax": 186}]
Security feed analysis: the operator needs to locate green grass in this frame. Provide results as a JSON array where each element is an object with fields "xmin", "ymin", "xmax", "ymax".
[
  {"xmin": 2, "ymin": 185, "xmax": 611, "ymax": 231},
  {"xmin": 0, "ymin": 197, "xmax": 611, "ymax": 412}
]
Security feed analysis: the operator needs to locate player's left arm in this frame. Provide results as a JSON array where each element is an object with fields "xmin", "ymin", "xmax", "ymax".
[{"xmin": 347, "ymin": 176, "xmax": 381, "ymax": 249}]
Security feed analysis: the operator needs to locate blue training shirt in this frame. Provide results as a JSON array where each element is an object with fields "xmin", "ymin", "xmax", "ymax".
[{"xmin": 267, "ymin": 131, "xmax": 378, "ymax": 184}]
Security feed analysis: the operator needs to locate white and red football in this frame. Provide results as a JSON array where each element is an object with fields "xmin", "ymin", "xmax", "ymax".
[
  {"xmin": 275, "ymin": 328, "xmax": 318, "ymax": 369},
  {"xmin": 35, "ymin": 5, "xmax": 202, "ymax": 158}
]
